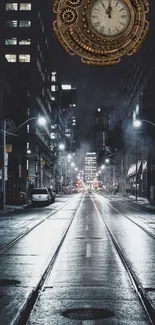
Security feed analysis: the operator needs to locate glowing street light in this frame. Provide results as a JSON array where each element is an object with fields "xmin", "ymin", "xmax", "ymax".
[
  {"xmin": 67, "ymin": 154, "xmax": 72, "ymax": 161},
  {"xmin": 59, "ymin": 143, "xmax": 65, "ymax": 151},
  {"xmin": 133, "ymin": 119, "xmax": 142, "ymax": 128},
  {"xmin": 38, "ymin": 116, "xmax": 46, "ymax": 126},
  {"xmin": 133, "ymin": 119, "xmax": 155, "ymax": 128}
]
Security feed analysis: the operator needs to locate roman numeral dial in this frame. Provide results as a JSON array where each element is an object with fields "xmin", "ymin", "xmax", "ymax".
[{"xmin": 90, "ymin": 0, "xmax": 130, "ymax": 37}]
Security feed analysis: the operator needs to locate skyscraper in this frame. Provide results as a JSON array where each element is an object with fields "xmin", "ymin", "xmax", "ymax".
[
  {"xmin": 85, "ymin": 152, "xmax": 97, "ymax": 184},
  {"xmin": 0, "ymin": 0, "xmax": 54, "ymax": 201}
]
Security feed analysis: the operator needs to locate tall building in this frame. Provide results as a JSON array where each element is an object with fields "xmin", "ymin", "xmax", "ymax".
[
  {"xmin": 0, "ymin": 0, "xmax": 54, "ymax": 201},
  {"xmin": 61, "ymin": 84, "xmax": 77, "ymax": 152},
  {"xmin": 94, "ymin": 107, "xmax": 110, "ymax": 164},
  {"xmin": 85, "ymin": 152, "xmax": 97, "ymax": 184},
  {"xmin": 107, "ymin": 2, "xmax": 155, "ymax": 199},
  {"xmin": 50, "ymin": 76, "xmax": 77, "ymax": 192}
]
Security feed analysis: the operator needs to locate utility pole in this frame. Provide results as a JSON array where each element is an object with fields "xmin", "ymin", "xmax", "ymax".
[
  {"xmin": 135, "ymin": 135, "xmax": 138, "ymax": 201},
  {"xmin": 2, "ymin": 120, "xmax": 6, "ymax": 210}
]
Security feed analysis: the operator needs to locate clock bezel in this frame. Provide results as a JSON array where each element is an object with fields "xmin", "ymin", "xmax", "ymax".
[
  {"xmin": 86, "ymin": 0, "xmax": 135, "ymax": 41},
  {"xmin": 90, "ymin": 0, "xmax": 131, "ymax": 37}
]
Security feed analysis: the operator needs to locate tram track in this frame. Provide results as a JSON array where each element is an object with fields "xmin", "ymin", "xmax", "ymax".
[
  {"xmin": 0, "ymin": 196, "xmax": 75, "ymax": 255},
  {"xmin": 13, "ymin": 195, "xmax": 84, "ymax": 325},
  {"xmin": 100, "ymin": 195, "xmax": 155, "ymax": 240},
  {"xmin": 92, "ymin": 197, "xmax": 155, "ymax": 325}
]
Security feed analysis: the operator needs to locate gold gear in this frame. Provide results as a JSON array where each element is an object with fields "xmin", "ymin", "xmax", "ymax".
[
  {"xmin": 60, "ymin": 7, "xmax": 77, "ymax": 25},
  {"xmin": 68, "ymin": 0, "xmax": 82, "ymax": 7}
]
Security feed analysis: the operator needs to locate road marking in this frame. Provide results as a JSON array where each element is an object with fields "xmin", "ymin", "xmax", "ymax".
[
  {"xmin": 86, "ymin": 215, "xmax": 88, "ymax": 220},
  {"xmin": 86, "ymin": 243, "xmax": 91, "ymax": 258},
  {"xmin": 86, "ymin": 225, "xmax": 89, "ymax": 231}
]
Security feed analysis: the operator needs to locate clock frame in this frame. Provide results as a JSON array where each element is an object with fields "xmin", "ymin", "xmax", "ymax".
[{"xmin": 53, "ymin": 0, "xmax": 149, "ymax": 66}]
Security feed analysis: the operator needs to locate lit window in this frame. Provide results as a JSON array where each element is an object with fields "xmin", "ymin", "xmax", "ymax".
[
  {"xmin": 20, "ymin": 3, "xmax": 31, "ymax": 10},
  {"xmin": 51, "ymin": 85, "xmax": 56, "ymax": 92},
  {"xmin": 19, "ymin": 20, "xmax": 31, "ymax": 27},
  {"xmin": 19, "ymin": 54, "xmax": 31, "ymax": 62},
  {"xmin": 5, "ymin": 54, "xmax": 17, "ymax": 62},
  {"xmin": 5, "ymin": 38, "xmax": 17, "ymax": 45},
  {"xmin": 51, "ymin": 133, "xmax": 55, "ymax": 139},
  {"xmin": 6, "ymin": 3, "xmax": 18, "ymax": 10},
  {"xmin": 51, "ymin": 75, "xmax": 56, "ymax": 82},
  {"xmin": 62, "ymin": 84, "xmax": 71, "ymax": 90},
  {"xmin": 19, "ymin": 39, "xmax": 31, "ymax": 45},
  {"xmin": 6, "ymin": 20, "xmax": 18, "ymax": 27}
]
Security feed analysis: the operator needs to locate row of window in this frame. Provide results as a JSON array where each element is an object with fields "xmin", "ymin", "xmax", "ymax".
[
  {"xmin": 5, "ymin": 54, "xmax": 30, "ymax": 62},
  {"xmin": 6, "ymin": 20, "xmax": 31, "ymax": 27},
  {"xmin": 6, "ymin": 3, "xmax": 31, "ymax": 11},
  {"xmin": 5, "ymin": 38, "xmax": 31, "ymax": 45}
]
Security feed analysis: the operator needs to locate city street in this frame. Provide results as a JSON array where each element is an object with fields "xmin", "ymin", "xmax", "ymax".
[
  {"xmin": 0, "ymin": 193, "xmax": 155, "ymax": 324},
  {"xmin": 1, "ymin": 1, "xmax": 155, "ymax": 324}
]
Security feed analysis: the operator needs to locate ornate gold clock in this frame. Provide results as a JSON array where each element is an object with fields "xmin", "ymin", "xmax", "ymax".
[{"xmin": 53, "ymin": 0, "xmax": 149, "ymax": 66}]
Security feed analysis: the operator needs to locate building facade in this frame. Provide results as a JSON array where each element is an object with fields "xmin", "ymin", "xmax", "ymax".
[
  {"xmin": 94, "ymin": 107, "xmax": 110, "ymax": 164},
  {"xmin": 84, "ymin": 152, "xmax": 97, "ymax": 185},
  {"xmin": 0, "ymin": 0, "xmax": 54, "ymax": 202}
]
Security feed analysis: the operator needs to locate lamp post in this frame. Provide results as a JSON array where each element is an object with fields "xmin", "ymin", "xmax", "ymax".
[
  {"xmin": 133, "ymin": 118, "xmax": 155, "ymax": 201},
  {"xmin": 105, "ymin": 158, "xmax": 118, "ymax": 194},
  {"xmin": 133, "ymin": 119, "xmax": 154, "ymax": 200},
  {"xmin": 2, "ymin": 120, "xmax": 6, "ymax": 211},
  {"xmin": 0, "ymin": 116, "xmax": 46, "ymax": 210}
]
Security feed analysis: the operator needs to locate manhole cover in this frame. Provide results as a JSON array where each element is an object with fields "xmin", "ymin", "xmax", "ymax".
[
  {"xmin": 0, "ymin": 279, "xmax": 20, "ymax": 286},
  {"xmin": 62, "ymin": 308, "xmax": 114, "ymax": 320}
]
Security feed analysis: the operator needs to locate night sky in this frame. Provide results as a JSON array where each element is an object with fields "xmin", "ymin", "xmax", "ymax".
[{"xmin": 51, "ymin": 1, "xmax": 155, "ymax": 148}]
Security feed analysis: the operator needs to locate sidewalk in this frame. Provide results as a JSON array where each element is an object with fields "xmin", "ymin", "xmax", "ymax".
[
  {"xmin": 0, "ymin": 205, "xmax": 24, "ymax": 216},
  {"xmin": 0, "ymin": 201, "xmax": 32, "ymax": 216},
  {"xmin": 102, "ymin": 192, "xmax": 155, "ymax": 211}
]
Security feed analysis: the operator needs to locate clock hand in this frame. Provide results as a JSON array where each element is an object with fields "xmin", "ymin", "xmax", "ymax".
[
  {"xmin": 101, "ymin": 1, "xmax": 109, "ymax": 14},
  {"xmin": 107, "ymin": 0, "xmax": 112, "ymax": 18}
]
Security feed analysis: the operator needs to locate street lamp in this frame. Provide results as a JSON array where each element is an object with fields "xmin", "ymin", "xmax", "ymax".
[
  {"xmin": 133, "ymin": 119, "xmax": 155, "ymax": 129},
  {"xmin": 58, "ymin": 143, "xmax": 65, "ymax": 151},
  {"xmin": 1, "ymin": 115, "xmax": 47, "ymax": 210}
]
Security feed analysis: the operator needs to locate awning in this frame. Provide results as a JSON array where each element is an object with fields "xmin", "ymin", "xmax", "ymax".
[{"xmin": 127, "ymin": 161, "xmax": 141, "ymax": 176}]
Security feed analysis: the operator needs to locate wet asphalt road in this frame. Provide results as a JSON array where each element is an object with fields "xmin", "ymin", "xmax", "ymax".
[{"xmin": 0, "ymin": 193, "xmax": 155, "ymax": 324}]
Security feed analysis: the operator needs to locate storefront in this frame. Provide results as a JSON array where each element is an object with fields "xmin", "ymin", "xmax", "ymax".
[{"xmin": 127, "ymin": 160, "xmax": 147, "ymax": 197}]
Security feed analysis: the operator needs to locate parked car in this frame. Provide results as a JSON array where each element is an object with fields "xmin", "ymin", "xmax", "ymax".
[
  {"xmin": 47, "ymin": 188, "xmax": 56, "ymax": 203},
  {"xmin": 31, "ymin": 188, "xmax": 51, "ymax": 205}
]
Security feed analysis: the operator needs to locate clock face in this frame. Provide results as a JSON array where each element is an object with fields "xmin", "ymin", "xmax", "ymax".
[{"xmin": 90, "ymin": 0, "xmax": 130, "ymax": 36}]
